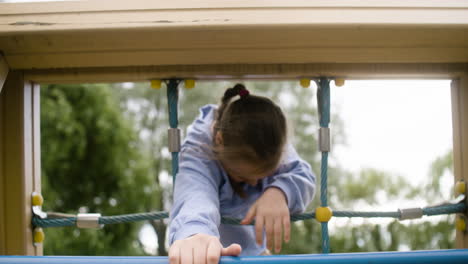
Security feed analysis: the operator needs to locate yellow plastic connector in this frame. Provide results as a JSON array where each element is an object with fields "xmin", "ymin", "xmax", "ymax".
[
  {"xmin": 300, "ymin": 78, "xmax": 310, "ymax": 88},
  {"xmin": 151, "ymin": 80, "xmax": 162, "ymax": 89},
  {"xmin": 456, "ymin": 216, "xmax": 466, "ymax": 232},
  {"xmin": 455, "ymin": 180, "xmax": 466, "ymax": 196},
  {"xmin": 315, "ymin": 206, "xmax": 333, "ymax": 222},
  {"xmin": 33, "ymin": 228, "xmax": 45, "ymax": 245},
  {"xmin": 184, "ymin": 79, "xmax": 195, "ymax": 89},
  {"xmin": 31, "ymin": 192, "xmax": 44, "ymax": 206},
  {"xmin": 335, "ymin": 78, "xmax": 345, "ymax": 87}
]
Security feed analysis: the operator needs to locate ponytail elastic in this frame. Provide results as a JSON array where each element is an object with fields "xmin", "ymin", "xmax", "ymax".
[{"xmin": 239, "ymin": 88, "xmax": 250, "ymax": 98}]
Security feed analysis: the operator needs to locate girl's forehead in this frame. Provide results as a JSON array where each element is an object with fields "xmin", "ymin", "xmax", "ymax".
[{"xmin": 226, "ymin": 160, "xmax": 276, "ymax": 176}]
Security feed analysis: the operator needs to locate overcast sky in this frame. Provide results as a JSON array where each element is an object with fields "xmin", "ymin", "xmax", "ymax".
[{"xmin": 331, "ymin": 80, "xmax": 453, "ymax": 187}]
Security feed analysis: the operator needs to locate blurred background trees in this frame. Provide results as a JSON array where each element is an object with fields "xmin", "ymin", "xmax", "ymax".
[{"xmin": 40, "ymin": 81, "xmax": 455, "ymax": 255}]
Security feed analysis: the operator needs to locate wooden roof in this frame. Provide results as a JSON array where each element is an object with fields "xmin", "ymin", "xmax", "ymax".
[{"xmin": 1, "ymin": 0, "xmax": 468, "ymax": 82}]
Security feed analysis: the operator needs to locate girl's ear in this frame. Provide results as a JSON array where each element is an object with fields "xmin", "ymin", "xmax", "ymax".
[{"xmin": 215, "ymin": 131, "xmax": 224, "ymax": 145}]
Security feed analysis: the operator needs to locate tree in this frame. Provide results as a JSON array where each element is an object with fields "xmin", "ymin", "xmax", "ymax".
[{"xmin": 41, "ymin": 84, "xmax": 156, "ymax": 255}]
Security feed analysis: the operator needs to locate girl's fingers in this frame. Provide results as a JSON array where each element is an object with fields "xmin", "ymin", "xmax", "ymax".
[
  {"xmin": 273, "ymin": 219, "xmax": 282, "ymax": 253},
  {"xmin": 283, "ymin": 216, "xmax": 291, "ymax": 243},
  {"xmin": 221, "ymin": 243, "xmax": 242, "ymax": 256},
  {"xmin": 265, "ymin": 219, "xmax": 274, "ymax": 251},
  {"xmin": 168, "ymin": 241, "xmax": 181, "ymax": 264},
  {"xmin": 180, "ymin": 244, "xmax": 193, "ymax": 264},
  {"xmin": 193, "ymin": 243, "xmax": 206, "ymax": 264},
  {"xmin": 255, "ymin": 215, "xmax": 264, "ymax": 245},
  {"xmin": 241, "ymin": 205, "xmax": 256, "ymax": 225},
  {"xmin": 206, "ymin": 240, "xmax": 221, "ymax": 264}
]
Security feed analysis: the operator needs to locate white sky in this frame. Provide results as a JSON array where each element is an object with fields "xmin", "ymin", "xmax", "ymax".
[
  {"xmin": 328, "ymin": 80, "xmax": 454, "ymax": 247},
  {"xmin": 331, "ymin": 80, "xmax": 453, "ymax": 186}
]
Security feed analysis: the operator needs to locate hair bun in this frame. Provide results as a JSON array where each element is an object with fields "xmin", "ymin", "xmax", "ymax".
[
  {"xmin": 233, "ymin": 84, "xmax": 249, "ymax": 98},
  {"xmin": 232, "ymin": 84, "xmax": 245, "ymax": 90},
  {"xmin": 222, "ymin": 84, "xmax": 249, "ymax": 103}
]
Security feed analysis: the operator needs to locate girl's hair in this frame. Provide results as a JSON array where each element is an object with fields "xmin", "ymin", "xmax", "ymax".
[{"xmin": 213, "ymin": 84, "xmax": 287, "ymax": 184}]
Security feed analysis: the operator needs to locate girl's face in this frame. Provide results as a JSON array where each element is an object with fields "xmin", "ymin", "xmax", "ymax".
[
  {"xmin": 215, "ymin": 129, "xmax": 277, "ymax": 186},
  {"xmin": 222, "ymin": 160, "xmax": 276, "ymax": 186}
]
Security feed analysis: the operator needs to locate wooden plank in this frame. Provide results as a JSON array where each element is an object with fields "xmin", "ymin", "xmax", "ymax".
[
  {"xmin": 1, "ymin": 3, "xmax": 467, "ymax": 70},
  {"xmin": 0, "ymin": 71, "xmax": 41, "ymax": 255},
  {"xmin": 6, "ymin": 47, "xmax": 468, "ymax": 70},
  {"xmin": 452, "ymin": 74, "xmax": 468, "ymax": 249},
  {"xmin": 2, "ymin": 27, "xmax": 467, "ymax": 54},
  {"xmin": 0, "ymin": 55, "xmax": 8, "ymax": 93},
  {"xmin": 31, "ymin": 82, "xmax": 42, "ymax": 256},
  {"xmin": 0, "ymin": 64, "xmax": 4, "ymax": 254},
  {"xmin": 23, "ymin": 63, "xmax": 468, "ymax": 84},
  {"xmin": 1, "ymin": 0, "xmax": 468, "ymax": 15},
  {"xmin": 1, "ymin": 26, "xmax": 467, "ymax": 69},
  {"xmin": 1, "ymin": 7, "xmax": 468, "ymax": 33}
]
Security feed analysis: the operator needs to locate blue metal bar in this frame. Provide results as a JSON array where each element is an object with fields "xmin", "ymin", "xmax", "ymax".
[{"xmin": 2, "ymin": 250, "xmax": 468, "ymax": 264}]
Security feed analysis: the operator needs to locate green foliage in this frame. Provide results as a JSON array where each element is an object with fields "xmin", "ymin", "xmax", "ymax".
[
  {"xmin": 281, "ymin": 220, "xmax": 322, "ymax": 254},
  {"xmin": 333, "ymin": 168, "xmax": 412, "ymax": 206},
  {"xmin": 426, "ymin": 151, "xmax": 454, "ymax": 202},
  {"xmin": 41, "ymin": 84, "xmax": 155, "ymax": 255}
]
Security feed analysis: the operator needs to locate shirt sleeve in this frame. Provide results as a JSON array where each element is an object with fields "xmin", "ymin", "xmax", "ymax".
[
  {"xmin": 168, "ymin": 105, "xmax": 222, "ymax": 245},
  {"xmin": 264, "ymin": 144, "xmax": 316, "ymax": 214}
]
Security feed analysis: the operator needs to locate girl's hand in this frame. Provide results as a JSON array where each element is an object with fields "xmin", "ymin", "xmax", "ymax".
[
  {"xmin": 169, "ymin": 234, "xmax": 241, "ymax": 264},
  {"xmin": 241, "ymin": 187, "xmax": 290, "ymax": 253}
]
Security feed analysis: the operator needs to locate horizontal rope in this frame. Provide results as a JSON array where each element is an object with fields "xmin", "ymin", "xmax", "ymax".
[{"xmin": 32, "ymin": 202, "xmax": 466, "ymax": 228}]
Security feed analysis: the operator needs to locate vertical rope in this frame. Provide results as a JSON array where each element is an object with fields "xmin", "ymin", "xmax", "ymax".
[
  {"xmin": 167, "ymin": 79, "xmax": 180, "ymax": 183},
  {"xmin": 318, "ymin": 77, "xmax": 331, "ymax": 128},
  {"xmin": 320, "ymin": 152, "xmax": 329, "ymax": 207},
  {"xmin": 321, "ymin": 222, "xmax": 330, "ymax": 253},
  {"xmin": 317, "ymin": 77, "xmax": 331, "ymax": 253}
]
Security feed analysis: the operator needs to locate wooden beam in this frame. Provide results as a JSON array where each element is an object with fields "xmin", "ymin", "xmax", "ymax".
[
  {"xmin": 452, "ymin": 73, "xmax": 468, "ymax": 249},
  {"xmin": 0, "ymin": 71, "xmax": 42, "ymax": 255},
  {"xmin": 2, "ymin": 27, "xmax": 468, "ymax": 69},
  {"xmin": 5, "ymin": 44, "xmax": 468, "ymax": 69},
  {"xmin": 0, "ymin": 55, "xmax": 8, "ymax": 93},
  {"xmin": 1, "ymin": 0, "xmax": 468, "ymax": 33},
  {"xmin": 2, "ymin": 0, "xmax": 468, "ymax": 15},
  {"xmin": 23, "ymin": 63, "xmax": 468, "ymax": 84},
  {"xmin": 1, "ymin": 1, "xmax": 468, "ymax": 69}
]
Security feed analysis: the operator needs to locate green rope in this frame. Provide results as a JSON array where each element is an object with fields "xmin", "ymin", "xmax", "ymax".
[
  {"xmin": 166, "ymin": 79, "xmax": 180, "ymax": 183},
  {"xmin": 317, "ymin": 77, "xmax": 331, "ymax": 253},
  {"xmin": 32, "ymin": 202, "xmax": 466, "ymax": 228},
  {"xmin": 100, "ymin": 212, "xmax": 169, "ymax": 225}
]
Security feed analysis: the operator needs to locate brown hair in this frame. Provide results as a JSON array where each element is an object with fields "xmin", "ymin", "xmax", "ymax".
[{"xmin": 213, "ymin": 84, "xmax": 287, "ymax": 195}]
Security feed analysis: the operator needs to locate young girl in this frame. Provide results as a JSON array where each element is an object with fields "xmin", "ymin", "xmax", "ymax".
[{"xmin": 168, "ymin": 84, "xmax": 316, "ymax": 264}]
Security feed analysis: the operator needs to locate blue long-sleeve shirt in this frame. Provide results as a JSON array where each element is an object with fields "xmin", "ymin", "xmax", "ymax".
[{"xmin": 169, "ymin": 104, "xmax": 316, "ymax": 256}]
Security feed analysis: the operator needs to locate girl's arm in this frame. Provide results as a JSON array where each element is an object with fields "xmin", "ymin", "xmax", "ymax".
[
  {"xmin": 169, "ymin": 149, "xmax": 222, "ymax": 243},
  {"xmin": 265, "ymin": 143, "xmax": 317, "ymax": 214},
  {"xmin": 241, "ymin": 144, "xmax": 316, "ymax": 253},
  {"xmin": 169, "ymin": 136, "xmax": 242, "ymax": 264}
]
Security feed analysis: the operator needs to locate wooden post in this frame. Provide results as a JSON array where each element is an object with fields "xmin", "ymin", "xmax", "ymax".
[
  {"xmin": 0, "ymin": 71, "xmax": 42, "ymax": 255},
  {"xmin": 0, "ymin": 55, "xmax": 9, "ymax": 93},
  {"xmin": 452, "ymin": 73, "xmax": 468, "ymax": 249}
]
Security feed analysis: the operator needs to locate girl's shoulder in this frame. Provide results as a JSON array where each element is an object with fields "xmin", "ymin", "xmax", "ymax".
[
  {"xmin": 188, "ymin": 104, "xmax": 217, "ymax": 136},
  {"xmin": 198, "ymin": 104, "xmax": 218, "ymax": 122},
  {"xmin": 183, "ymin": 104, "xmax": 218, "ymax": 150}
]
